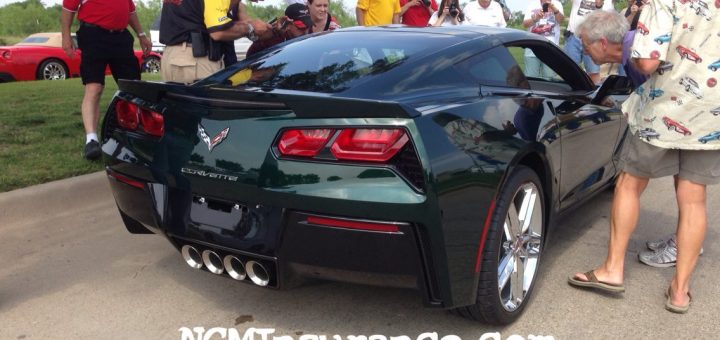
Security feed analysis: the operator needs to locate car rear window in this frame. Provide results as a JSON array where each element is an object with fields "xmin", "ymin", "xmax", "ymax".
[
  {"xmin": 20, "ymin": 37, "xmax": 49, "ymax": 43},
  {"xmin": 208, "ymin": 31, "xmax": 462, "ymax": 93}
]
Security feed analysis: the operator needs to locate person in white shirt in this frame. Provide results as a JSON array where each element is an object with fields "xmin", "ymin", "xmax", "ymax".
[
  {"xmin": 462, "ymin": 0, "xmax": 506, "ymax": 27},
  {"xmin": 522, "ymin": 0, "xmax": 564, "ymax": 79}
]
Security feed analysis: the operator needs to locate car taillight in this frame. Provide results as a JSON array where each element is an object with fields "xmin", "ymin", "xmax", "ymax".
[
  {"xmin": 114, "ymin": 99, "xmax": 164, "ymax": 137},
  {"xmin": 115, "ymin": 100, "xmax": 140, "ymax": 129},
  {"xmin": 278, "ymin": 129, "xmax": 334, "ymax": 157},
  {"xmin": 139, "ymin": 108, "xmax": 165, "ymax": 137},
  {"xmin": 276, "ymin": 127, "xmax": 408, "ymax": 163},
  {"xmin": 331, "ymin": 128, "xmax": 408, "ymax": 162}
]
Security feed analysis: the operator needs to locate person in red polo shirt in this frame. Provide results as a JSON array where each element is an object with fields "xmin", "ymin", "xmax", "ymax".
[
  {"xmin": 400, "ymin": 0, "xmax": 438, "ymax": 27},
  {"xmin": 60, "ymin": 0, "xmax": 152, "ymax": 160}
]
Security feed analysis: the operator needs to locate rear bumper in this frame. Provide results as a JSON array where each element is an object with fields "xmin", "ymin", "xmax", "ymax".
[{"xmin": 107, "ymin": 169, "xmax": 441, "ymax": 304}]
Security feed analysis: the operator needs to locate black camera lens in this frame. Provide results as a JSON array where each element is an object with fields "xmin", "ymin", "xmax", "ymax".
[
  {"xmin": 422, "ymin": 0, "xmax": 430, "ymax": 6},
  {"xmin": 542, "ymin": 3, "xmax": 549, "ymax": 12},
  {"xmin": 449, "ymin": 4, "xmax": 459, "ymax": 16}
]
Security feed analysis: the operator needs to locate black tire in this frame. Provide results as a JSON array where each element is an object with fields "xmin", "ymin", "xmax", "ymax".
[
  {"xmin": 453, "ymin": 165, "xmax": 545, "ymax": 324},
  {"xmin": 142, "ymin": 56, "xmax": 161, "ymax": 73},
  {"xmin": 36, "ymin": 59, "xmax": 68, "ymax": 80}
]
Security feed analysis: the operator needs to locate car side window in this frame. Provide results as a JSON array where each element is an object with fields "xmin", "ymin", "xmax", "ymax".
[
  {"xmin": 507, "ymin": 46, "xmax": 565, "ymax": 84},
  {"xmin": 507, "ymin": 41, "xmax": 594, "ymax": 92},
  {"xmin": 454, "ymin": 46, "xmax": 529, "ymax": 89}
]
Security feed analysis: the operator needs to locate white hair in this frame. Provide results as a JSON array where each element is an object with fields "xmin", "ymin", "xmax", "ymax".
[{"xmin": 577, "ymin": 10, "xmax": 630, "ymax": 44}]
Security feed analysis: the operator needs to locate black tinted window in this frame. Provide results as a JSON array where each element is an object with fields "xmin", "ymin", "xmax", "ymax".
[
  {"xmin": 453, "ymin": 46, "xmax": 527, "ymax": 89},
  {"xmin": 207, "ymin": 31, "xmax": 463, "ymax": 93}
]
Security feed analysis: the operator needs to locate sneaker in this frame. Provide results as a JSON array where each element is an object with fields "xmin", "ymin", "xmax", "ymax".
[
  {"xmin": 639, "ymin": 236, "xmax": 704, "ymax": 268},
  {"xmin": 646, "ymin": 233, "xmax": 703, "ymax": 254},
  {"xmin": 646, "ymin": 233, "xmax": 675, "ymax": 251},
  {"xmin": 84, "ymin": 140, "xmax": 101, "ymax": 160},
  {"xmin": 639, "ymin": 240, "xmax": 678, "ymax": 268}
]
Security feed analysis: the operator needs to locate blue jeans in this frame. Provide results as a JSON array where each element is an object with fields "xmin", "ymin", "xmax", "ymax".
[
  {"xmin": 564, "ymin": 34, "xmax": 600, "ymax": 74},
  {"xmin": 524, "ymin": 55, "xmax": 557, "ymax": 80}
]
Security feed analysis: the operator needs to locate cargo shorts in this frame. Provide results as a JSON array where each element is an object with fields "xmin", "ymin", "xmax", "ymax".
[
  {"xmin": 161, "ymin": 43, "xmax": 222, "ymax": 84},
  {"xmin": 619, "ymin": 132, "xmax": 720, "ymax": 185}
]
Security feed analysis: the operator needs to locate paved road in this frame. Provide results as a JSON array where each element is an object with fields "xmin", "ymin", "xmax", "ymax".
[{"xmin": 1, "ymin": 173, "xmax": 718, "ymax": 340}]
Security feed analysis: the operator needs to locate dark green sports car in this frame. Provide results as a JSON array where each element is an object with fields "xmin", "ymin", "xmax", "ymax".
[{"xmin": 102, "ymin": 26, "xmax": 631, "ymax": 324}]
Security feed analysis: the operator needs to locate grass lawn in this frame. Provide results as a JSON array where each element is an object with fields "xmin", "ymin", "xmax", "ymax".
[{"xmin": 0, "ymin": 73, "xmax": 162, "ymax": 192}]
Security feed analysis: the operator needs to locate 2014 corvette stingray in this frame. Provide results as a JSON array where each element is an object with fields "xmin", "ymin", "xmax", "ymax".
[{"xmin": 101, "ymin": 26, "xmax": 632, "ymax": 325}]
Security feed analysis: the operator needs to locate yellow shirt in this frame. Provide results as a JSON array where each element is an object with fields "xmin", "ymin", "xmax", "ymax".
[{"xmin": 357, "ymin": 0, "xmax": 401, "ymax": 26}]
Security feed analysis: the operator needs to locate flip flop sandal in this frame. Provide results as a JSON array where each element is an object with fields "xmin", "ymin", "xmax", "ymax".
[
  {"xmin": 665, "ymin": 287, "xmax": 692, "ymax": 314},
  {"xmin": 568, "ymin": 270, "xmax": 626, "ymax": 293}
]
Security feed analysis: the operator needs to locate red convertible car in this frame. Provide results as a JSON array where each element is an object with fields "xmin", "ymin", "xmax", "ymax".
[{"xmin": 0, "ymin": 32, "xmax": 161, "ymax": 82}]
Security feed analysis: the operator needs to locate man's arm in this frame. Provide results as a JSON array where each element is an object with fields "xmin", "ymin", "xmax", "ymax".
[
  {"xmin": 356, "ymin": 7, "xmax": 366, "ymax": 26},
  {"xmin": 60, "ymin": 9, "xmax": 76, "ymax": 58},
  {"xmin": 392, "ymin": 13, "xmax": 400, "ymax": 24},
  {"xmin": 633, "ymin": 58, "xmax": 661, "ymax": 75},
  {"xmin": 128, "ymin": 12, "xmax": 152, "ymax": 56},
  {"xmin": 209, "ymin": 20, "xmax": 272, "ymax": 41},
  {"xmin": 400, "ymin": 0, "xmax": 415, "ymax": 16}
]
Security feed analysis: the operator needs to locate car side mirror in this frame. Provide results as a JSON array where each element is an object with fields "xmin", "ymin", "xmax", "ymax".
[{"xmin": 592, "ymin": 75, "xmax": 633, "ymax": 105}]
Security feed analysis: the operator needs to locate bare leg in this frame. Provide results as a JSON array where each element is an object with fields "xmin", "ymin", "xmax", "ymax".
[
  {"xmin": 670, "ymin": 178, "xmax": 707, "ymax": 307},
  {"xmin": 573, "ymin": 172, "xmax": 649, "ymax": 284},
  {"xmin": 81, "ymin": 83, "xmax": 104, "ymax": 135}
]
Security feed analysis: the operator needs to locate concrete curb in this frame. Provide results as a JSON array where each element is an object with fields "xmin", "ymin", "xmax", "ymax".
[{"xmin": 0, "ymin": 171, "xmax": 111, "ymax": 225}]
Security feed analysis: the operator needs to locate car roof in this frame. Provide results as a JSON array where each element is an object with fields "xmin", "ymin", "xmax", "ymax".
[
  {"xmin": 337, "ymin": 25, "xmax": 547, "ymax": 46},
  {"xmin": 14, "ymin": 32, "xmax": 69, "ymax": 47}
]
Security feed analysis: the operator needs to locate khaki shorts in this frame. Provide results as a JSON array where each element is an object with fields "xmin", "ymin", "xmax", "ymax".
[
  {"xmin": 161, "ymin": 43, "xmax": 222, "ymax": 84},
  {"xmin": 619, "ymin": 132, "xmax": 720, "ymax": 185}
]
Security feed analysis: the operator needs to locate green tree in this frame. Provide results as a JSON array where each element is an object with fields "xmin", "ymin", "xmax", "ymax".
[
  {"xmin": 0, "ymin": 0, "xmax": 59, "ymax": 36},
  {"xmin": 135, "ymin": 0, "xmax": 162, "ymax": 36}
]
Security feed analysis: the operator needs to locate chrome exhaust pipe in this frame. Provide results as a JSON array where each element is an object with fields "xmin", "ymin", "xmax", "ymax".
[
  {"xmin": 245, "ymin": 260, "xmax": 270, "ymax": 286},
  {"xmin": 181, "ymin": 245, "xmax": 203, "ymax": 269},
  {"xmin": 201, "ymin": 250, "xmax": 224, "ymax": 274},
  {"xmin": 223, "ymin": 255, "xmax": 247, "ymax": 281}
]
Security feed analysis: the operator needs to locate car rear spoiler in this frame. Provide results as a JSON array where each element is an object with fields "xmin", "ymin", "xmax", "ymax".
[{"xmin": 118, "ymin": 79, "xmax": 417, "ymax": 119}]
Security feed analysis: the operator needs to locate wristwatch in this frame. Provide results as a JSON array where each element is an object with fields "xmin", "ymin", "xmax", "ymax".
[
  {"xmin": 246, "ymin": 23, "xmax": 258, "ymax": 42},
  {"xmin": 137, "ymin": 32, "xmax": 146, "ymax": 37}
]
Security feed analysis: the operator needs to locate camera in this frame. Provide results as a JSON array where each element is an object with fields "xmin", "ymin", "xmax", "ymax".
[
  {"xmin": 422, "ymin": 0, "xmax": 431, "ymax": 6},
  {"xmin": 635, "ymin": 0, "xmax": 643, "ymax": 5},
  {"xmin": 449, "ymin": 3, "xmax": 459, "ymax": 17},
  {"xmin": 542, "ymin": 3, "xmax": 549, "ymax": 12}
]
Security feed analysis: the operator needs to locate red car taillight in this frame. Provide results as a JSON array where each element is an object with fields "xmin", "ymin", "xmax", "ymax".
[
  {"xmin": 278, "ymin": 129, "xmax": 334, "ymax": 157},
  {"xmin": 114, "ymin": 99, "xmax": 164, "ymax": 137},
  {"xmin": 276, "ymin": 127, "xmax": 408, "ymax": 163},
  {"xmin": 331, "ymin": 128, "xmax": 408, "ymax": 162}
]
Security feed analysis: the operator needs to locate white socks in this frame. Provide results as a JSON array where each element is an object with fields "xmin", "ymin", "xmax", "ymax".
[{"xmin": 86, "ymin": 133, "xmax": 98, "ymax": 144}]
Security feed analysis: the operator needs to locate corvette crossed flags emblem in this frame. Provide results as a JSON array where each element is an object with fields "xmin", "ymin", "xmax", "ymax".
[{"xmin": 197, "ymin": 123, "xmax": 230, "ymax": 152}]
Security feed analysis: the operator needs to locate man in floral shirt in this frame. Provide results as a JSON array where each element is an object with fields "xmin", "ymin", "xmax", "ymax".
[{"xmin": 569, "ymin": 0, "xmax": 720, "ymax": 314}]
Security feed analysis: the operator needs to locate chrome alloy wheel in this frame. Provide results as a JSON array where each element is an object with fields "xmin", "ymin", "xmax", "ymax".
[
  {"xmin": 497, "ymin": 182, "xmax": 543, "ymax": 312},
  {"xmin": 42, "ymin": 61, "xmax": 66, "ymax": 80}
]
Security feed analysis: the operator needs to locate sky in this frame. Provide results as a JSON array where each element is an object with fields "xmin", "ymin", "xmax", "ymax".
[{"xmin": 0, "ymin": 0, "xmax": 529, "ymax": 15}]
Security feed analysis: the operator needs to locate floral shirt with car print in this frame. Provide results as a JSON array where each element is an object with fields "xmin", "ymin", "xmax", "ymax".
[{"xmin": 621, "ymin": 0, "xmax": 720, "ymax": 149}]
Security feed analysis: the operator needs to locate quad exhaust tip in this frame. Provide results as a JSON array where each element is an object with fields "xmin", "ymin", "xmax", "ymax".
[
  {"xmin": 246, "ymin": 260, "xmax": 270, "ymax": 287},
  {"xmin": 223, "ymin": 255, "xmax": 247, "ymax": 281},
  {"xmin": 202, "ymin": 250, "xmax": 224, "ymax": 274},
  {"xmin": 181, "ymin": 245, "xmax": 203, "ymax": 269}
]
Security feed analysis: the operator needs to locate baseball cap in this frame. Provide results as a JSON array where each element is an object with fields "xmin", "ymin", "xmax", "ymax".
[{"xmin": 285, "ymin": 3, "xmax": 312, "ymax": 29}]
